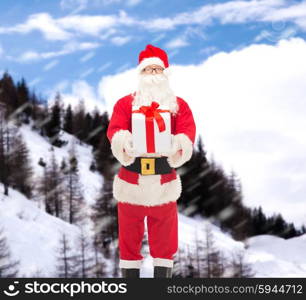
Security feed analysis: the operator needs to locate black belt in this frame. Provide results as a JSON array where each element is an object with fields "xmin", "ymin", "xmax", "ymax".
[{"xmin": 123, "ymin": 157, "xmax": 173, "ymax": 175}]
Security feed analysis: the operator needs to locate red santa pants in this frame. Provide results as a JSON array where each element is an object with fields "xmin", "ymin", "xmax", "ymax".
[{"xmin": 117, "ymin": 201, "xmax": 178, "ymax": 269}]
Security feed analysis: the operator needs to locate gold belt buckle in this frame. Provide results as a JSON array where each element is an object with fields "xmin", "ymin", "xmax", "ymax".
[{"xmin": 141, "ymin": 158, "xmax": 155, "ymax": 175}]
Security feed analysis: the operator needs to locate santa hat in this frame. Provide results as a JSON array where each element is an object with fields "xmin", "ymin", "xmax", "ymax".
[{"xmin": 137, "ymin": 44, "xmax": 169, "ymax": 73}]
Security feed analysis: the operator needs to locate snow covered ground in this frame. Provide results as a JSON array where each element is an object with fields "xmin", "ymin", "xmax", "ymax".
[{"xmin": 0, "ymin": 124, "xmax": 305, "ymax": 277}]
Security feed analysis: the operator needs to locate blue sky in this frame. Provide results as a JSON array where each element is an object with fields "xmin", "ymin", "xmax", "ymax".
[{"xmin": 1, "ymin": 0, "xmax": 306, "ymax": 100}]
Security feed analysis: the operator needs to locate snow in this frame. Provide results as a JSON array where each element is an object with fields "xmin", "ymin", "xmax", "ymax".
[
  {"xmin": 0, "ymin": 185, "xmax": 80, "ymax": 277},
  {"xmin": 245, "ymin": 234, "xmax": 306, "ymax": 277},
  {"xmin": 1, "ymin": 123, "xmax": 306, "ymax": 277},
  {"xmin": 19, "ymin": 122, "xmax": 102, "ymax": 207}
]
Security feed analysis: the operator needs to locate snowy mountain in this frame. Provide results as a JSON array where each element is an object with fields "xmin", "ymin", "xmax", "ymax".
[{"xmin": 0, "ymin": 123, "xmax": 306, "ymax": 277}]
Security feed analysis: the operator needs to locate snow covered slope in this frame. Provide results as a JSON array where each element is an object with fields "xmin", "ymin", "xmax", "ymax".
[
  {"xmin": 19, "ymin": 123, "xmax": 102, "ymax": 207},
  {"xmin": 0, "ymin": 183, "xmax": 81, "ymax": 277},
  {"xmin": 245, "ymin": 234, "xmax": 306, "ymax": 277}
]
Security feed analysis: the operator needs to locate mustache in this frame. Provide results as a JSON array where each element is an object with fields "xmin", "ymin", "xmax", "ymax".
[{"xmin": 139, "ymin": 73, "xmax": 168, "ymax": 85}]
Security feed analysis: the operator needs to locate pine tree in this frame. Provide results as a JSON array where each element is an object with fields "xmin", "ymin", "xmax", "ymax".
[
  {"xmin": 94, "ymin": 134, "xmax": 116, "ymax": 180},
  {"xmin": 82, "ymin": 112, "xmax": 93, "ymax": 143},
  {"xmin": 44, "ymin": 92, "xmax": 63, "ymax": 146},
  {"xmin": 9, "ymin": 132, "xmax": 33, "ymax": 198},
  {"xmin": 0, "ymin": 71, "xmax": 18, "ymax": 118},
  {"xmin": 72, "ymin": 99, "xmax": 86, "ymax": 143},
  {"xmin": 63, "ymin": 104, "xmax": 73, "ymax": 134},
  {"xmin": 0, "ymin": 227, "xmax": 20, "ymax": 278},
  {"xmin": 88, "ymin": 108, "xmax": 106, "ymax": 148},
  {"xmin": 62, "ymin": 142, "xmax": 86, "ymax": 225},
  {"xmin": 16, "ymin": 78, "xmax": 31, "ymax": 124}
]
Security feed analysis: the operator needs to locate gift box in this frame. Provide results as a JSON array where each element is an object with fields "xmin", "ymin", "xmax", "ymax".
[{"xmin": 132, "ymin": 101, "xmax": 172, "ymax": 155}]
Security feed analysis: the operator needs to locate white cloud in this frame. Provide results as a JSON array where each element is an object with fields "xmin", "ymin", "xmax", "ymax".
[
  {"xmin": 98, "ymin": 37, "xmax": 306, "ymax": 227},
  {"xmin": 165, "ymin": 37, "xmax": 189, "ymax": 49},
  {"xmin": 57, "ymin": 14, "xmax": 118, "ymax": 36},
  {"xmin": 43, "ymin": 60, "xmax": 59, "ymax": 71},
  {"xmin": 60, "ymin": 0, "xmax": 142, "ymax": 11},
  {"xmin": 0, "ymin": 11, "xmax": 133, "ymax": 40},
  {"xmin": 110, "ymin": 36, "xmax": 131, "ymax": 46},
  {"xmin": 115, "ymin": 63, "xmax": 131, "ymax": 74},
  {"xmin": 199, "ymin": 46, "xmax": 218, "ymax": 56},
  {"xmin": 79, "ymin": 67, "xmax": 95, "ymax": 78},
  {"xmin": 80, "ymin": 51, "xmax": 95, "ymax": 63},
  {"xmin": 2, "ymin": 1, "xmax": 306, "ymax": 42},
  {"xmin": 126, "ymin": 0, "xmax": 142, "ymax": 6},
  {"xmin": 164, "ymin": 26, "xmax": 207, "ymax": 50},
  {"xmin": 254, "ymin": 25, "xmax": 297, "ymax": 42},
  {"xmin": 141, "ymin": 0, "xmax": 306, "ymax": 32},
  {"xmin": 97, "ymin": 62, "xmax": 112, "ymax": 72},
  {"xmin": 48, "ymin": 80, "xmax": 105, "ymax": 114},
  {"xmin": 29, "ymin": 77, "xmax": 42, "ymax": 86},
  {"xmin": 0, "ymin": 13, "xmax": 72, "ymax": 41},
  {"xmin": 60, "ymin": 0, "xmax": 87, "ymax": 13},
  {"xmin": 16, "ymin": 41, "xmax": 100, "ymax": 62}
]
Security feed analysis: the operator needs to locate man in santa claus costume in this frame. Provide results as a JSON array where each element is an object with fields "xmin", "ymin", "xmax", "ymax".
[{"xmin": 107, "ymin": 44, "xmax": 196, "ymax": 278}]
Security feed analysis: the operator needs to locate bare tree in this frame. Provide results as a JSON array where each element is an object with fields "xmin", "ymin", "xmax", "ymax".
[
  {"xmin": 0, "ymin": 227, "xmax": 20, "ymax": 278},
  {"xmin": 229, "ymin": 250, "xmax": 255, "ymax": 278},
  {"xmin": 74, "ymin": 229, "xmax": 96, "ymax": 278},
  {"xmin": 202, "ymin": 223, "xmax": 225, "ymax": 278},
  {"xmin": 55, "ymin": 233, "xmax": 78, "ymax": 278},
  {"xmin": 92, "ymin": 231, "xmax": 107, "ymax": 278}
]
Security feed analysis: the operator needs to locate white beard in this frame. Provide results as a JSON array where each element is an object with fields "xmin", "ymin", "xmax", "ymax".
[{"xmin": 132, "ymin": 73, "xmax": 178, "ymax": 114}]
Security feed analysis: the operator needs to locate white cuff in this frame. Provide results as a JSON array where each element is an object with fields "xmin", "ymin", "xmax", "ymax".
[
  {"xmin": 153, "ymin": 258, "xmax": 174, "ymax": 268},
  {"xmin": 119, "ymin": 259, "xmax": 142, "ymax": 269},
  {"xmin": 167, "ymin": 133, "xmax": 193, "ymax": 168},
  {"xmin": 111, "ymin": 130, "xmax": 136, "ymax": 166}
]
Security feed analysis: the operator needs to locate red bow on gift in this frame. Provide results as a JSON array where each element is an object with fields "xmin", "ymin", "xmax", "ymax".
[{"xmin": 132, "ymin": 101, "xmax": 170, "ymax": 153}]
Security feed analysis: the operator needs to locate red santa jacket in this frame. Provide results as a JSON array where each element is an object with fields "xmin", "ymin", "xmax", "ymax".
[{"xmin": 107, "ymin": 94, "xmax": 196, "ymax": 185}]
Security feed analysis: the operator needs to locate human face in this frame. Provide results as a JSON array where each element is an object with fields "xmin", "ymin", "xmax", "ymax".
[{"xmin": 141, "ymin": 64, "xmax": 165, "ymax": 75}]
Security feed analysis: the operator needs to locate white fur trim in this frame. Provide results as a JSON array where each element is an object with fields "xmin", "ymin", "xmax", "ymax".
[
  {"xmin": 119, "ymin": 259, "xmax": 142, "ymax": 269},
  {"xmin": 111, "ymin": 130, "xmax": 136, "ymax": 166},
  {"xmin": 113, "ymin": 173, "xmax": 182, "ymax": 206},
  {"xmin": 167, "ymin": 133, "xmax": 193, "ymax": 168},
  {"xmin": 153, "ymin": 258, "xmax": 174, "ymax": 268},
  {"xmin": 137, "ymin": 57, "xmax": 165, "ymax": 73}
]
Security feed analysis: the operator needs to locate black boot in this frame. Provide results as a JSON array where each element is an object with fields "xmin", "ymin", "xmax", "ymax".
[
  {"xmin": 121, "ymin": 268, "xmax": 140, "ymax": 278},
  {"xmin": 154, "ymin": 266, "xmax": 173, "ymax": 278}
]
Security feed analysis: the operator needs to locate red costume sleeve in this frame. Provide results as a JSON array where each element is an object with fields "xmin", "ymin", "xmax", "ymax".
[
  {"xmin": 175, "ymin": 97, "xmax": 196, "ymax": 144},
  {"xmin": 106, "ymin": 95, "xmax": 135, "ymax": 166},
  {"xmin": 107, "ymin": 96, "xmax": 131, "ymax": 143}
]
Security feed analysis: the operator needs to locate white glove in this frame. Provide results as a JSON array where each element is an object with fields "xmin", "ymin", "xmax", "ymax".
[
  {"xmin": 123, "ymin": 134, "xmax": 138, "ymax": 157},
  {"xmin": 166, "ymin": 133, "xmax": 193, "ymax": 168}
]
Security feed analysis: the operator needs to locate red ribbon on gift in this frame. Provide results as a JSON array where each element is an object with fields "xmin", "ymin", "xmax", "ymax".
[{"xmin": 132, "ymin": 101, "xmax": 170, "ymax": 153}]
